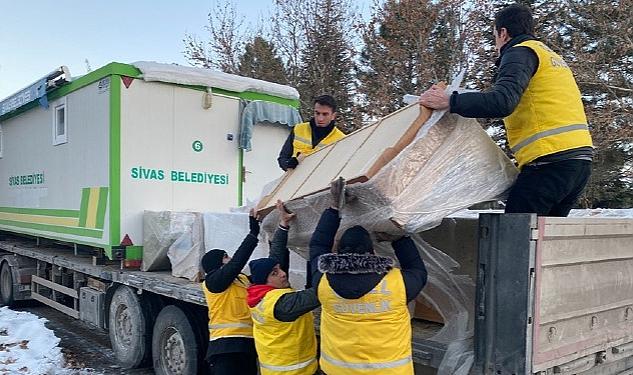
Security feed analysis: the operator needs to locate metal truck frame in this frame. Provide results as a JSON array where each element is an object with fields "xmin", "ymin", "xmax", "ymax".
[{"xmin": 2, "ymin": 213, "xmax": 633, "ymax": 374}]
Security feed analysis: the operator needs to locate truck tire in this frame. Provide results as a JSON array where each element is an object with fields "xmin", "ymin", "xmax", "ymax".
[
  {"xmin": 152, "ymin": 305, "xmax": 202, "ymax": 375},
  {"xmin": 0, "ymin": 261, "xmax": 14, "ymax": 306},
  {"xmin": 108, "ymin": 285, "xmax": 152, "ymax": 368}
]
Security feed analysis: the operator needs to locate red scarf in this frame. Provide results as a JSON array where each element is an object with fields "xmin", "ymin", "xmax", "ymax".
[{"xmin": 247, "ymin": 284, "xmax": 276, "ymax": 307}]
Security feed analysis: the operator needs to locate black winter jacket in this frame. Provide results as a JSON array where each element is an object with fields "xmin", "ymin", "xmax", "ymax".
[
  {"xmin": 450, "ymin": 34, "xmax": 538, "ymax": 119},
  {"xmin": 277, "ymin": 118, "xmax": 338, "ymax": 171},
  {"xmin": 204, "ymin": 233, "xmax": 258, "ymax": 358},
  {"xmin": 450, "ymin": 34, "xmax": 593, "ymax": 163},
  {"xmin": 268, "ymin": 224, "xmax": 321, "ymax": 322},
  {"xmin": 310, "ymin": 208, "xmax": 427, "ymax": 302}
]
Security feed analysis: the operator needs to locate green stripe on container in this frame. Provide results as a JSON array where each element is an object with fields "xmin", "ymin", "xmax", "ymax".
[
  {"xmin": 110, "ymin": 75, "xmax": 122, "ymax": 246},
  {"xmin": 95, "ymin": 187, "xmax": 109, "ymax": 229},
  {"xmin": 0, "ymin": 219, "xmax": 103, "ymax": 238},
  {"xmin": 0, "ymin": 207, "xmax": 79, "ymax": 218},
  {"xmin": 78, "ymin": 188, "xmax": 90, "ymax": 227}
]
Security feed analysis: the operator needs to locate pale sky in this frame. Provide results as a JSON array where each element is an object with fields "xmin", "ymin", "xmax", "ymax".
[{"xmin": 0, "ymin": 0, "xmax": 373, "ymax": 100}]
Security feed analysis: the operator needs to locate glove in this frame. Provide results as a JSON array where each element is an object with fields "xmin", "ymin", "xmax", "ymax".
[
  {"xmin": 330, "ymin": 177, "xmax": 346, "ymax": 211},
  {"xmin": 286, "ymin": 157, "xmax": 299, "ymax": 170},
  {"xmin": 249, "ymin": 215, "xmax": 260, "ymax": 237}
]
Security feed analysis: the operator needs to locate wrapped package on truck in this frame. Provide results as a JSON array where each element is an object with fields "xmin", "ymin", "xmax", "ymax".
[{"xmin": 257, "ymin": 104, "xmax": 519, "ymax": 254}]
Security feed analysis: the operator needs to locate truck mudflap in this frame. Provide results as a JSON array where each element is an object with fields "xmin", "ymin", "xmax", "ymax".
[{"xmin": 475, "ymin": 214, "xmax": 633, "ymax": 375}]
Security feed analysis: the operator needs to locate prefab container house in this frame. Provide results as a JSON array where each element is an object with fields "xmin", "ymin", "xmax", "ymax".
[{"xmin": 0, "ymin": 62, "xmax": 300, "ymax": 263}]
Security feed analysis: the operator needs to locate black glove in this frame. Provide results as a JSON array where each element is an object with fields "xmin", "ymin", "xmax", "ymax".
[
  {"xmin": 249, "ymin": 215, "xmax": 260, "ymax": 237},
  {"xmin": 286, "ymin": 157, "xmax": 299, "ymax": 170},
  {"xmin": 330, "ymin": 177, "xmax": 346, "ymax": 211}
]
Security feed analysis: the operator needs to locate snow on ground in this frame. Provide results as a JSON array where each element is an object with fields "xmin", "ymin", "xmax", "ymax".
[{"xmin": 0, "ymin": 307, "xmax": 98, "ymax": 374}]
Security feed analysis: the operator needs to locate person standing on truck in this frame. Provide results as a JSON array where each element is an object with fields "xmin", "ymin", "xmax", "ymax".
[
  {"xmin": 277, "ymin": 94, "xmax": 346, "ymax": 171},
  {"xmin": 312, "ymin": 178, "xmax": 428, "ymax": 375},
  {"xmin": 247, "ymin": 201, "xmax": 321, "ymax": 375},
  {"xmin": 200, "ymin": 211, "xmax": 261, "ymax": 375},
  {"xmin": 418, "ymin": 4, "xmax": 593, "ymax": 217}
]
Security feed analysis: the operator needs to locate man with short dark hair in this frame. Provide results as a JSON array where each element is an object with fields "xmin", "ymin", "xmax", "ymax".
[
  {"xmin": 277, "ymin": 94, "xmax": 345, "ymax": 171},
  {"xmin": 419, "ymin": 3, "xmax": 593, "ymax": 217},
  {"xmin": 246, "ymin": 200, "xmax": 320, "ymax": 375},
  {"xmin": 311, "ymin": 179, "xmax": 428, "ymax": 375}
]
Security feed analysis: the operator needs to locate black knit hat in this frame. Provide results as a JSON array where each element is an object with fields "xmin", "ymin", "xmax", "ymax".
[
  {"xmin": 201, "ymin": 249, "xmax": 227, "ymax": 273},
  {"xmin": 249, "ymin": 258, "xmax": 279, "ymax": 285},
  {"xmin": 338, "ymin": 226, "xmax": 373, "ymax": 254}
]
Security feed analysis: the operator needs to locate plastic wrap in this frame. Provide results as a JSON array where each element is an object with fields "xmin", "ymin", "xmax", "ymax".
[
  {"xmin": 142, "ymin": 211, "xmax": 204, "ymax": 281},
  {"xmin": 262, "ymin": 111, "xmax": 518, "ymax": 251},
  {"xmin": 260, "ymin": 110, "xmax": 516, "ymax": 374},
  {"xmin": 167, "ymin": 213, "xmax": 205, "ymax": 281}
]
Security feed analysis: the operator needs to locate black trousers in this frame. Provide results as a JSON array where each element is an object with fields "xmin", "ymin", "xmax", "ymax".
[
  {"xmin": 209, "ymin": 352, "xmax": 258, "ymax": 375},
  {"xmin": 505, "ymin": 159, "xmax": 591, "ymax": 217}
]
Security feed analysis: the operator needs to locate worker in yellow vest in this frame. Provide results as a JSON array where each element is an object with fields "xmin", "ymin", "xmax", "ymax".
[
  {"xmin": 200, "ymin": 211, "xmax": 261, "ymax": 374},
  {"xmin": 419, "ymin": 4, "xmax": 593, "ymax": 217},
  {"xmin": 311, "ymin": 178, "xmax": 428, "ymax": 375},
  {"xmin": 277, "ymin": 95, "xmax": 345, "ymax": 171},
  {"xmin": 247, "ymin": 202, "xmax": 320, "ymax": 375}
]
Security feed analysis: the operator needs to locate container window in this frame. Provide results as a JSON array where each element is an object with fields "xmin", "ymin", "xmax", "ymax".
[{"xmin": 53, "ymin": 99, "xmax": 67, "ymax": 145}]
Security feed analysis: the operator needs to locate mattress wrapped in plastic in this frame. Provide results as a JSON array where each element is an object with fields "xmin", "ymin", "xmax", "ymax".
[
  {"xmin": 257, "ymin": 107, "xmax": 518, "ymax": 375},
  {"xmin": 259, "ymin": 109, "xmax": 518, "ymax": 256}
]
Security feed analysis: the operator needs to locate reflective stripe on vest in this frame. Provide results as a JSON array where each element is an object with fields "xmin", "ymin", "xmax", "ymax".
[
  {"xmin": 202, "ymin": 273, "xmax": 253, "ymax": 341},
  {"xmin": 208, "ymin": 322, "xmax": 253, "ymax": 330},
  {"xmin": 504, "ymin": 40, "xmax": 592, "ymax": 168},
  {"xmin": 318, "ymin": 268, "xmax": 413, "ymax": 375},
  {"xmin": 260, "ymin": 357, "xmax": 317, "ymax": 372},
  {"xmin": 250, "ymin": 288, "xmax": 318, "ymax": 375},
  {"xmin": 510, "ymin": 123, "xmax": 590, "ymax": 154},
  {"xmin": 321, "ymin": 353, "xmax": 412, "ymax": 370},
  {"xmin": 292, "ymin": 122, "xmax": 345, "ymax": 157}
]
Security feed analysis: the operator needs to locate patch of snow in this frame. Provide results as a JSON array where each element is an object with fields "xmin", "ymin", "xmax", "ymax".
[
  {"xmin": 447, "ymin": 208, "xmax": 633, "ymax": 219},
  {"xmin": 568, "ymin": 208, "xmax": 633, "ymax": 218},
  {"xmin": 0, "ymin": 307, "xmax": 99, "ymax": 374},
  {"xmin": 133, "ymin": 61, "xmax": 300, "ymax": 100}
]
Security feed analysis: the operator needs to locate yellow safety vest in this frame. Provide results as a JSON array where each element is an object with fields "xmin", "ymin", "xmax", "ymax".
[
  {"xmin": 250, "ymin": 288, "xmax": 318, "ymax": 375},
  {"xmin": 504, "ymin": 40, "xmax": 593, "ymax": 168},
  {"xmin": 318, "ymin": 269, "xmax": 413, "ymax": 375},
  {"xmin": 292, "ymin": 122, "xmax": 345, "ymax": 157},
  {"xmin": 202, "ymin": 274, "xmax": 253, "ymax": 341}
]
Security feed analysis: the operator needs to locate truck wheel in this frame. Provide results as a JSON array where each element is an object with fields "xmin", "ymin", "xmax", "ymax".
[
  {"xmin": 0, "ymin": 261, "xmax": 14, "ymax": 306},
  {"xmin": 108, "ymin": 285, "xmax": 152, "ymax": 368},
  {"xmin": 152, "ymin": 305, "xmax": 202, "ymax": 375}
]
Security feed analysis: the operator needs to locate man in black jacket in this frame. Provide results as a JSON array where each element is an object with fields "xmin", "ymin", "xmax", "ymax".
[
  {"xmin": 419, "ymin": 4, "xmax": 593, "ymax": 217},
  {"xmin": 201, "ymin": 212, "xmax": 261, "ymax": 375},
  {"xmin": 246, "ymin": 200, "xmax": 321, "ymax": 374},
  {"xmin": 311, "ymin": 179, "xmax": 428, "ymax": 374},
  {"xmin": 277, "ymin": 95, "xmax": 345, "ymax": 171}
]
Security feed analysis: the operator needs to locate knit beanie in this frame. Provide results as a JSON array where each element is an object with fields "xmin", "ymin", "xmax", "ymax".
[
  {"xmin": 338, "ymin": 226, "xmax": 373, "ymax": 254},
  {"xmin": 201, "ymin": 249, "xmax": 227, "ymax": 273},
  {"xmin": 249, "ymin": 258, "xmax": 279, "ymax": 285}
]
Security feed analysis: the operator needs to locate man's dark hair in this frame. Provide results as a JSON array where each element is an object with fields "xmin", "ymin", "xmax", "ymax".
[
  {"xmin": 314, "ymin": 95, "xmax": 337, "ymax": 113},
  {"xmin": 494, "ymin": 4, "xmax": 534, "ymax": 38}
]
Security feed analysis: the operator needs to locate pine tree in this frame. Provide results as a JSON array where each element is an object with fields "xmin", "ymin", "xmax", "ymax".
[
  {"xmin": 296, "ymin": 0, "xmax": 359, "ymax": 132},
  {"xmin": 357, "ymin": 0, "xmax": 438, "ymax": 118},
  {"xmin": 238, "ymin": 37, "xmax": 288, "ymax": 84},
  {"xmin": 557, "ymin": 0, "xmax": 633, "ymax": 207}
]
